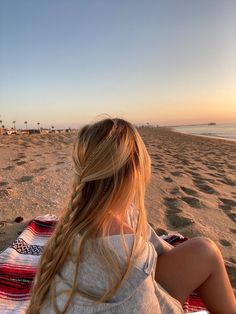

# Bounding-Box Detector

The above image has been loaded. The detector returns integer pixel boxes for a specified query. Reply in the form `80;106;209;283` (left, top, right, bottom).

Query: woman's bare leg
155;237;236;314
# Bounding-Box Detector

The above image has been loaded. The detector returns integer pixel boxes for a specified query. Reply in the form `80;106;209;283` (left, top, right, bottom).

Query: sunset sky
0;0;235;129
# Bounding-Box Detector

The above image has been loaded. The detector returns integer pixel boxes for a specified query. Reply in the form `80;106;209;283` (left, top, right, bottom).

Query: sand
0;127;235;288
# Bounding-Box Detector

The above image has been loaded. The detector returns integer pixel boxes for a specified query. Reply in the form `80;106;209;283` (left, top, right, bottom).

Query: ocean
171;123;236;141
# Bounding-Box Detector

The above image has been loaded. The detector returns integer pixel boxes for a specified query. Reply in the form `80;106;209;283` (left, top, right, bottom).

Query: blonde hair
27;118;151;314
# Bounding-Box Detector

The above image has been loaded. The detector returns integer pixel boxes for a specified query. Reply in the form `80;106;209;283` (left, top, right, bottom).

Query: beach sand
0;128;235;288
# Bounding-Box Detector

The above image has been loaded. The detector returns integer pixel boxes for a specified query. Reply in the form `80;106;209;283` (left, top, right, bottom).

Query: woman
27;118;236;314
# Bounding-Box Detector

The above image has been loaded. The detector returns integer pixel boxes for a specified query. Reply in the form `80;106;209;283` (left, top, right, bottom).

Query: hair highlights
27;118;151;314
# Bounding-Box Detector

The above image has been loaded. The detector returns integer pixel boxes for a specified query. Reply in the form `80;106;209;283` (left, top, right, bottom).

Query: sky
0;0;236;129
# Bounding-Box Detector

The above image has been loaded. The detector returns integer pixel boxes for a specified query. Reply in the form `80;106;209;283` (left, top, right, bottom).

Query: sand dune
0;128;235;288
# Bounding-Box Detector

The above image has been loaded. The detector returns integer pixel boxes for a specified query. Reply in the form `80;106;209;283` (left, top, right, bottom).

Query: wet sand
0;128;235;287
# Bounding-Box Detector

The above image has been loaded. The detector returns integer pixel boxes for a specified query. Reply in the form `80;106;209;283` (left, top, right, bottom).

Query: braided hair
27;118;151;313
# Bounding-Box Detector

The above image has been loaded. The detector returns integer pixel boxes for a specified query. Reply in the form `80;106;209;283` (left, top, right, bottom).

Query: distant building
0;127;7;135
20;129;40;135
29;129;40;134
21;129;30;135
7;128;17;135
41;128;51;134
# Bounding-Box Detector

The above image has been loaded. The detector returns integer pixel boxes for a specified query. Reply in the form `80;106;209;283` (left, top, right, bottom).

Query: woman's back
40;230;183;313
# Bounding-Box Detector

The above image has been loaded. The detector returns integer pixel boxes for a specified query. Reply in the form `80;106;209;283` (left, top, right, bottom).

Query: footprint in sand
170;187;180;195
206;165;218;171
164;197;182;214
227;164;236;170
20;144;30;148
219;199;236;222
56;161;65;165
152;154;162;161
229;228;236;234
17;154;26;158
219;198;236;207
204;178;216;184
179;158;191;166
166;214;194;229
12;158;21;162
32;167;47;173
0;181;9;186
189;167;200;171
175;165;184;170
153;163;165;170
164;176;173;183
16;176;33;182
186;170;201;178
164;197;179;207
193;158;202;162
181;196;201;208
180;186;198;197
170;171;182;177
218;177;236;186
3;166;14;170
227;213;236;223
207;172;222;178
193;178;217;195
219;198;236;211
58;156;67;160
16;161;27;166
219;204;232;211
219;239;232;247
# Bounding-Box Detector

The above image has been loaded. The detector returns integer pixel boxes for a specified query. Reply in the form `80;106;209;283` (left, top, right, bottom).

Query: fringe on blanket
0;215;207;313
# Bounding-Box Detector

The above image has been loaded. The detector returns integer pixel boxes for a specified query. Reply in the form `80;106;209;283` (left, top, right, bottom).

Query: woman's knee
190;237;222;265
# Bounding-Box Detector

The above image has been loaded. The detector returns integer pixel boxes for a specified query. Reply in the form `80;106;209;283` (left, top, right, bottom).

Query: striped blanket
0;216;207;313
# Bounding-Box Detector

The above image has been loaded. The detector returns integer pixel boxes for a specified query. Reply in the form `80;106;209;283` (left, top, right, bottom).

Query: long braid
27;181;85;314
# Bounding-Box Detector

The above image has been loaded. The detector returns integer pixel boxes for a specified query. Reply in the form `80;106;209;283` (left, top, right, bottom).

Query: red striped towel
0;215;57;313
0;216;207;313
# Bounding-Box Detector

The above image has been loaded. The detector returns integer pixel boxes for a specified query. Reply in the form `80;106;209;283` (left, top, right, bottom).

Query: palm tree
37;122;40;130
12;121;16;130
24;121;28;130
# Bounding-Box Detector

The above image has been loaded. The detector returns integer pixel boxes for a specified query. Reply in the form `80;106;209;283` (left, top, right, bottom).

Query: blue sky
0;0;235;129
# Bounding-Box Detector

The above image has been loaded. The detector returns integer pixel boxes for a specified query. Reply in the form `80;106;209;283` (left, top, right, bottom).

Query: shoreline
1;127;236;143
170;128;236;143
